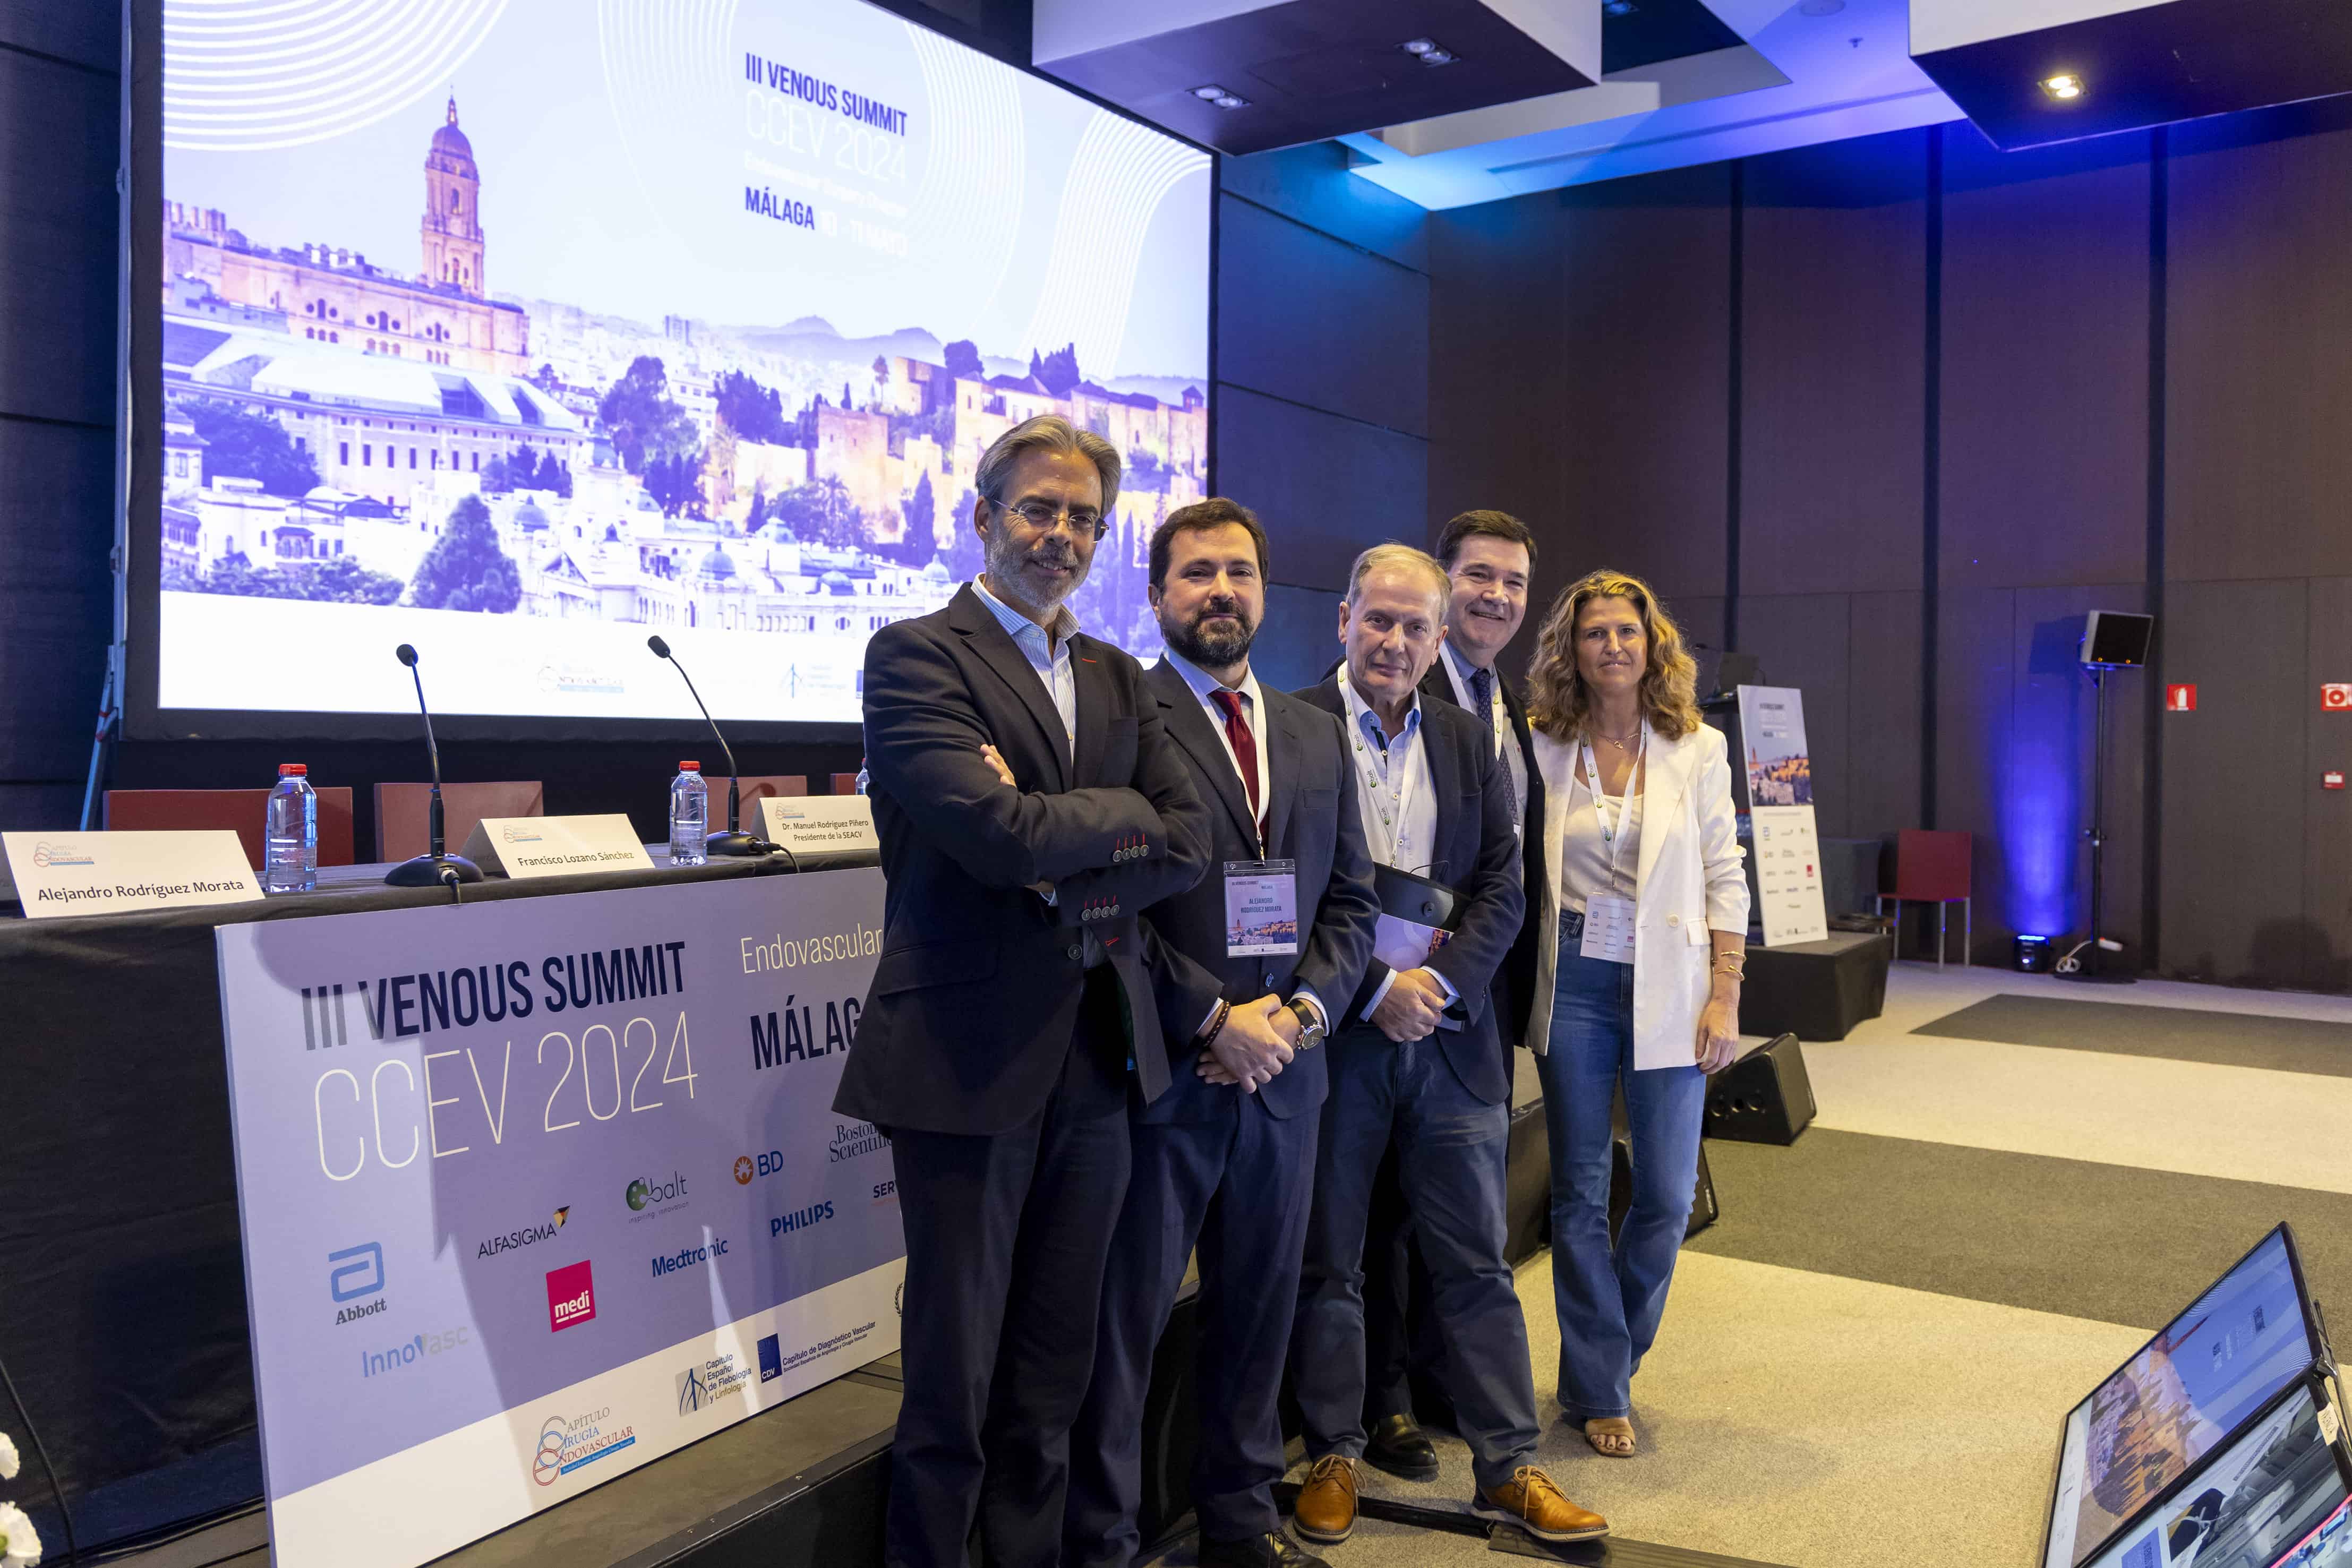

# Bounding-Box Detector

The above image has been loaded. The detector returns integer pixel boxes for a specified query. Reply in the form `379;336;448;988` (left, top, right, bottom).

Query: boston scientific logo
478;1205;569;1260
532;1407;635;1487
329;1241;386;1324
770;1201;835;1239
625;1171;689;1219
545;1260;597;1332
829;1120;890;1163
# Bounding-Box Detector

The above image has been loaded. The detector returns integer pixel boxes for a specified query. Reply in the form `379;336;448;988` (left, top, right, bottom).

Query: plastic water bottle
670;761;709;865
264;764;318;893
855;757;869;796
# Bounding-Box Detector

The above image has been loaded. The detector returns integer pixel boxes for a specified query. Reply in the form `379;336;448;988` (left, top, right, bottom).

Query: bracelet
1201;999;1232;1049
1713;956;1747;977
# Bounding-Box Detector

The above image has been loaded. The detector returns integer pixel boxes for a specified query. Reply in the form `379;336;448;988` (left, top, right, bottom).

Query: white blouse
1557;782;1641;913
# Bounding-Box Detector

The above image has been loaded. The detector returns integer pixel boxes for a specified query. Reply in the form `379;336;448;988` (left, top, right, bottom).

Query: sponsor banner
2;829;261;917
1736;685;1829;948
216;868;900;1568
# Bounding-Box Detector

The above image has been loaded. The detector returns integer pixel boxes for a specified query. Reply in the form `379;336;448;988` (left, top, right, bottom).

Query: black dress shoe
1199;1531;1331;1568
1362;1411;1440;1481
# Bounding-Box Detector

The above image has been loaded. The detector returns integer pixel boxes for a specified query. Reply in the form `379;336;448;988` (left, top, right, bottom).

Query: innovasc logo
546;1260;597;1332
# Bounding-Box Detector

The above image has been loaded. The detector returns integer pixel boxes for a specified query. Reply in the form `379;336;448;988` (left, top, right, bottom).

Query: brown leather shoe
1292;1454;1358;1545
1474;1466;1609;1543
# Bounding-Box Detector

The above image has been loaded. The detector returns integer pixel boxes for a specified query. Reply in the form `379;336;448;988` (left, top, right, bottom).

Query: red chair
831;772;863;795
105;787;357;873
1876;829;1973;967
374;781;544;864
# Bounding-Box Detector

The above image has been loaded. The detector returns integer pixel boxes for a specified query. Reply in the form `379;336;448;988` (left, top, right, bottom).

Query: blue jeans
1536;914;1706;1423
1292;1026;1541;1490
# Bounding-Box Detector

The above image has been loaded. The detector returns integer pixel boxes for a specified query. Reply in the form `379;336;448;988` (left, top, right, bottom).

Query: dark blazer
1295;675;1526;1107
1417;654;1547;1053
1136;658;1382;1125
833;585;1212;1137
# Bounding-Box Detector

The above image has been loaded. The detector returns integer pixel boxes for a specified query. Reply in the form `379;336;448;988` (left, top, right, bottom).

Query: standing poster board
1736;686;1829;947
214;869;902;1568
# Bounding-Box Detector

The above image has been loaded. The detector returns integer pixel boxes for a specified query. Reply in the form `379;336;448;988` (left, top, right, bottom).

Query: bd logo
546;1260;597;1332
626;1171;688;1212
733;1156;755;1185
737;1150;788;1184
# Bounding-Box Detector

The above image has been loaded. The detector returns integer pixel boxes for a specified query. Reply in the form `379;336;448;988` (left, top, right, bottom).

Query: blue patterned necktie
1469;664;1496;730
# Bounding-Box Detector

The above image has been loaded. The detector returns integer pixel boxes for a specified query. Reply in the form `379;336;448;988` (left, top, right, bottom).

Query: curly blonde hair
1525;569;1704;742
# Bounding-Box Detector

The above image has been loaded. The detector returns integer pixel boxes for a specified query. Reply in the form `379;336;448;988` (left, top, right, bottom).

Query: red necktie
1210;689;1263;837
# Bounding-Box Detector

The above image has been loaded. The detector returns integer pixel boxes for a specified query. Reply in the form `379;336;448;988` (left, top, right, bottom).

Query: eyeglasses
991;495;1107;541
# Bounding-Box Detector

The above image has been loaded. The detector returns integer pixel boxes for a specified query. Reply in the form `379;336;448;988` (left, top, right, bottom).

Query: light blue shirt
1337;667;1455;1023
972;575;1079;753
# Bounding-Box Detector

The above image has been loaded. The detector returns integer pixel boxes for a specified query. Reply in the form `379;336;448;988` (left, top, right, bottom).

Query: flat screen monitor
2045;1226;2326;1568
138;0;1212;739
2081;611;2156;669
2081;1377;2352;1568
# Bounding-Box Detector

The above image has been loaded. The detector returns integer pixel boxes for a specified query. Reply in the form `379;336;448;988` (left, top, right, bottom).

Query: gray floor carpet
1911;994;2352;1076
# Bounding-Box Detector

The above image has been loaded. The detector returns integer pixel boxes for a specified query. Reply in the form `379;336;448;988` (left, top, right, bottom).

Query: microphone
647;635;768;857
384;643;484;888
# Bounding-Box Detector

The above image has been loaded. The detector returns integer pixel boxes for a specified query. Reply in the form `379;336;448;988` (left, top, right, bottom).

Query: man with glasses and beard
1065;499;1380;1568
835;416;1212;1568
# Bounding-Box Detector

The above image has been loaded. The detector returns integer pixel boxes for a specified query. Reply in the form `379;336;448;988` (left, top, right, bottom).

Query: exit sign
2166;684;2196;712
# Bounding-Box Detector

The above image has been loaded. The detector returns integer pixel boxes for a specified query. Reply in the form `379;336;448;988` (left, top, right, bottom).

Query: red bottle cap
680;761;700;771
279;763;307;776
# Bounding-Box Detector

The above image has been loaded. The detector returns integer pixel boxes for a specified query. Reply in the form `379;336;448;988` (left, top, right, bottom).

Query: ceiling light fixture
1213;93;1250;109
1603;0;1639;16
1191;84;1228;100
1400;38;1436;54
1421;49;1456;65
2042;72;2085;100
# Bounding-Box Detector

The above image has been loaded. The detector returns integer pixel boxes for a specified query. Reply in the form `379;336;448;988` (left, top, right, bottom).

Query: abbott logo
329;1242;384;1304
546;1260;597;1332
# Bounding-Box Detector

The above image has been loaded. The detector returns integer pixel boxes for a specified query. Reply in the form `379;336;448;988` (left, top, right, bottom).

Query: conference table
0;845;878;1523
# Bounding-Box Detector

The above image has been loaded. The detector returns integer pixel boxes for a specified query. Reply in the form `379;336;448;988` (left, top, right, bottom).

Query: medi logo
477;1205;569;1260
546;1260;597;1332
625;1171;689;1219
329;1241;386;1324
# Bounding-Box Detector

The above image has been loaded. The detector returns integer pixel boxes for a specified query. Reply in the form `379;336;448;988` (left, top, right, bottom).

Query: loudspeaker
1704;1032;1814;1145
1604;1133;1718;1242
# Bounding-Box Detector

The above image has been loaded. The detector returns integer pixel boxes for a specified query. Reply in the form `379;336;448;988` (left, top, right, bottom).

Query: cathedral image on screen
158;94;1207;669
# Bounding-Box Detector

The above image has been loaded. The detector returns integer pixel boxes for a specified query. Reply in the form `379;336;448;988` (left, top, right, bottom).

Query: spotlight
2014;935;2054;973
1213;93;1249;109
2041;72;2085;101
1400;38;1435;54
1191;84;1228;100
1420;49;1456;65
1603;0;1639;15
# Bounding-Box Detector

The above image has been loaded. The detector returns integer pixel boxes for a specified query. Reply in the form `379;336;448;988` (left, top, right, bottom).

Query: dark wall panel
2158;578;2310;986
1847;590;1924;843
1739;131;1928;599
1221;142;1431;274
1549;164;1733;604
1428;192;1568;556
0;45;118;425
1934;587;2016;959
1216;194;1430;439
1216;384;1427;591
1740;593;1853;839
0;1;118;72
1939;126;2150;593
2166;97;2352;586
2304;576;2352;990
1255;583;1345;695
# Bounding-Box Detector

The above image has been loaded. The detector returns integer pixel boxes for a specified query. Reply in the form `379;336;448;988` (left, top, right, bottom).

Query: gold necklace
1593;726;1640;752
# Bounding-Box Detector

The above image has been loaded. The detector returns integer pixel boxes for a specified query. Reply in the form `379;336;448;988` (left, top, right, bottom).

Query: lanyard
1578;724;1645;895
1342;672;1421;867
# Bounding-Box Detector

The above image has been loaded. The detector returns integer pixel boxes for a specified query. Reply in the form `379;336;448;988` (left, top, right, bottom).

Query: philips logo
651;1237;729;1278
770;1201;835;1238
546;1260;597;1332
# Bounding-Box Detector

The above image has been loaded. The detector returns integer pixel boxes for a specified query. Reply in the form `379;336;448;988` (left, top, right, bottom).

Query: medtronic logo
328;1242;384;1319
477;1206;569;1259
829;1121;890;1163
546;1260;597;1332
626;1171;689;1216
770;1201;835;1238
651;1238;729;1278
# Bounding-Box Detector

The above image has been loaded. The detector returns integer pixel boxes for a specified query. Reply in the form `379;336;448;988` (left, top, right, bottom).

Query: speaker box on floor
1704;1032;1814;1145
1603;1134;1718;1243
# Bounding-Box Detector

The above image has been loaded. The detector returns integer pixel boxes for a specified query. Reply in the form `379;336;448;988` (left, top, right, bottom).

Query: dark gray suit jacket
1135;657;1381;1124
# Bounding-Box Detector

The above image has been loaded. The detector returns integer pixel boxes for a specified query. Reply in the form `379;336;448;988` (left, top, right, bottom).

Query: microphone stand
648;636;772;858
386;647;484;888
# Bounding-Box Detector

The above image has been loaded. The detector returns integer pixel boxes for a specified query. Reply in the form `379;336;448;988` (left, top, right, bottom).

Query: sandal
1584;1418;1636;1458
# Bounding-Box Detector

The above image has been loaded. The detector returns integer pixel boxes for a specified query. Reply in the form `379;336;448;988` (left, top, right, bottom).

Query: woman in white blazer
1519;569;1749;1459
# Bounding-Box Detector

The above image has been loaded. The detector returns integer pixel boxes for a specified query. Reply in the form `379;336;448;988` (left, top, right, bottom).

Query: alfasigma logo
546;1260;597;1332
771;1201;835;1239
626;1171;688;1214
29;841;94;867
478;1206;569;1260
360;1326;470;1379
829;1121;890;1163
328;1241;385;1323
651;1237;729;1278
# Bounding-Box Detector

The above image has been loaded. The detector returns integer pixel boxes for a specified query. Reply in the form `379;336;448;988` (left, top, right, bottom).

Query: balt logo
329;1242;386;1324
546;1260;597;1332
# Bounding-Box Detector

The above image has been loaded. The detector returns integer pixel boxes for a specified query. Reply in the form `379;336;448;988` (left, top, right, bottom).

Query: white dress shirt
972;575;1078;751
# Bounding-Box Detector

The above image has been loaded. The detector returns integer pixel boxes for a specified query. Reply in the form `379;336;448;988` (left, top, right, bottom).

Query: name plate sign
2;830;263;918
459;815;654;878
758;796;879;856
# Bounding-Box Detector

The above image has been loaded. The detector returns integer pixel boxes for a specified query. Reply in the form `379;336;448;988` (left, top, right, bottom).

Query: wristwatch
1285;998;1326;1051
